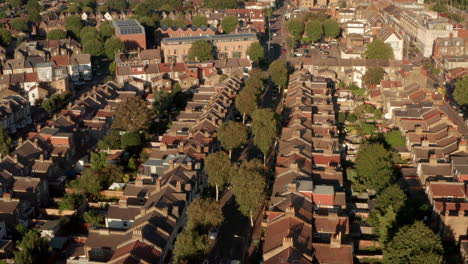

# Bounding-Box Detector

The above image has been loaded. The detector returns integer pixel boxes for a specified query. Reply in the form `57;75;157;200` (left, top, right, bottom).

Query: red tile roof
51;55;70;66
429;182;466;198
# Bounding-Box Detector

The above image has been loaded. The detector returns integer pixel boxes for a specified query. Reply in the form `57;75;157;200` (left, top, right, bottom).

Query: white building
377;25;404;60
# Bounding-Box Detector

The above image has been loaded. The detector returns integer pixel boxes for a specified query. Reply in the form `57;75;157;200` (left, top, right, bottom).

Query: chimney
33;138;38;148
171;205;179;216
39;154;44;161
132;228;143;240
161;207;168;217
176;181;182;192
325;166;335;174
294;129;301;138
185;160;193;170
155;178;162;192
429;153;437;165
168;159;174;170
12;154;18;163
282;237;293;248
286;183;297;193
285;206;295;216
118;198;128;208
135;178;143;186
330;232;342;248
415;125;423;134
290;162;299;172
178;142;185;153
160;142;167;151
458;139;467;152
3;192;11;201
421;138;429;147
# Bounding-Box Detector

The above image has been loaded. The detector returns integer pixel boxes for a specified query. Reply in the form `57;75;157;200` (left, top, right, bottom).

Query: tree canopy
47;29;66;40
252;108;277;161
323;19;340;38
99;21;114;40
366;39;394;60
185;198;223;233
287;18;304;40
453;75;468;105
0;28;12;46
305;20;322;42
83;39;105;57
107;0;126;10
247;42;265;64
202;0;238;9
384;221;443;264
65;15;83;39
363;67;385;87
14;229;49;264
104;37;124;60
384;129;406;148
217;121;248;157
112;97;154;133
191;15;208;27
221;16;238;34
205;151;232;201
187;39;214;62
235;89;258;122
11;18;29;32
0;124;11;156
80;26;99;42
354;143;395;193
269;59;288;89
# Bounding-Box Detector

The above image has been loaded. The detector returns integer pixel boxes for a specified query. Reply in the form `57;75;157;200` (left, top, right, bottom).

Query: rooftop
113;19;145;35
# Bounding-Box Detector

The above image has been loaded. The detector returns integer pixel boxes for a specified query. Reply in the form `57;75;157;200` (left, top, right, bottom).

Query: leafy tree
287;18;304;40
269;59;288;89
68;172;101;197
99;21;114;39
355;143;394;193
217;121;248;158
9;0;23;9
14;229;49;264
112;97;154;133
431;2;448;13
202;0;237;9
205;151;232;201
65;15;83;39
11;18;29;32
121;132;141;149
90;152;107;169
80;26;99;42
173;230;210;264
384;129;406;148
453;75;468;105
252;108;277;164
247;42;264;64
372;185;407;217
384;221;443;264
98;4;109;13
366;39;394;60
323;19;340;38
376;206;397;246
0;125;11;156
68;4;81;14
231;166;265;226
59;193;83;210
98;129;121;149
104;37;124;60
185;198;223;233
153;90;172;116
305;20;322;42
363;67;385;87
83;39;105;56
235;89;258;123
0;28;12;46
135;2;152;17
83;0;97;9
138;16;157;28
28;10;42;23
244;76;264;97
221;16;238;34
107;0;126;10
174;13;186;28
83;210;104;227
191;15;207;27
187;39;213;62
47;29;66;40
161;18;175;27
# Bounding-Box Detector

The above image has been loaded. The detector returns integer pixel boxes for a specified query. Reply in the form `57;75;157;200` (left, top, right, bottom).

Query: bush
121;132;141;149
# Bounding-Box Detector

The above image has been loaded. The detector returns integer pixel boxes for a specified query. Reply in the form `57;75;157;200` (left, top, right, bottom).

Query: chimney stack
176;181;182;192
3;192;11;201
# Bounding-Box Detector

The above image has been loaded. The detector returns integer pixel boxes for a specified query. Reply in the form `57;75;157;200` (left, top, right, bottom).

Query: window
123;221;128;227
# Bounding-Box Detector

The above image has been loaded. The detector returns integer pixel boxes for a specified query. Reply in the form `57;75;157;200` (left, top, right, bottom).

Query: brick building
113;20;147;50
160;33;258;63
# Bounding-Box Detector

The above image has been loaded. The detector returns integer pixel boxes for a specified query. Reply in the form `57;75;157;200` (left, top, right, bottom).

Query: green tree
235;89;258;123
231;166;265;226
153;90;172;116
247;42;264;64
217;121;248;158
205;151;232;201
187;39;213;62
47;29;66;40
244;76;264;97
221;16;238;34
363;67;385;87
9;0;23;9
59;193;83;210
0;28;12;46
83;210;104;227
79;26;99;42
161;18;175;27
121;132;141;149
323;19;340;38
11;18;29;32
65;15;83;39
384;129;406;148
135;2;152;17
173;230;210;264
28;10;42;23
104;36;124;60
269;59;288;89
305;20;322;42
14;229;49;264
0;125;11;156
355;143;394;193
453;75;468;105
99;21;114;39
202;0;237;9
287;18;304;40
174;13;186;28
185;198;223;233
252;108;277;164
191;15;207;27
90;152;107;169
366;39;394;60
377;206;397;246
372;185;407;217
68;4;81;14
68;172;102;197
83;39;105;56
112;96;154;133
107;0;126;10
98;129;121;149
384;221;443;264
